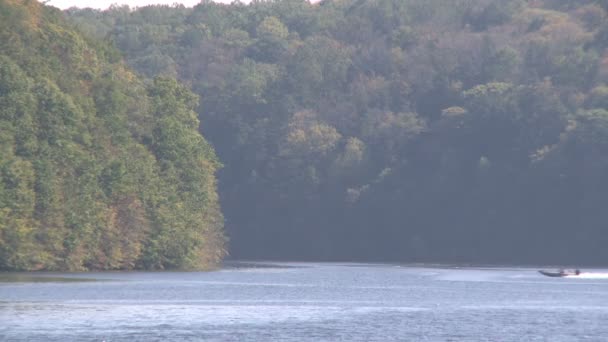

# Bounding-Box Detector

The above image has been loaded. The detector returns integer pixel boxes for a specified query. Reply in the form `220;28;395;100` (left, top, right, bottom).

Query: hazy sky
45;0;234;10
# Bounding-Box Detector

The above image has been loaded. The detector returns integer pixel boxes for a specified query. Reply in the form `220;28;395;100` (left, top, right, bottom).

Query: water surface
1;263;607;341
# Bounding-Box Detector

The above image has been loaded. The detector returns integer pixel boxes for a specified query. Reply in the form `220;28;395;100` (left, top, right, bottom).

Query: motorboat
538;269;580;277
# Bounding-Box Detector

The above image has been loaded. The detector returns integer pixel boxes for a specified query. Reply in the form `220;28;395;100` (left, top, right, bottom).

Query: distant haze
44;0;235;10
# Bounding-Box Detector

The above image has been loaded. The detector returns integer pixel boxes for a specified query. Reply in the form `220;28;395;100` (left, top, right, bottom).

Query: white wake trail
566;273;608;279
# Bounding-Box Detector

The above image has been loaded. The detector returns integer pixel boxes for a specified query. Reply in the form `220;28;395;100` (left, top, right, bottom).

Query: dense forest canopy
2;0;606;267
0;0;225;271
65;0;608;265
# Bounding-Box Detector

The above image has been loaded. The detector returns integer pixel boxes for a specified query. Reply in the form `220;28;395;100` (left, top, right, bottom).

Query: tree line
69;0;608;265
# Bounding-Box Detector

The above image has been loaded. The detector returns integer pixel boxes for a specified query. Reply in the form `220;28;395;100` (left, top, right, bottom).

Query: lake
1;262;607;341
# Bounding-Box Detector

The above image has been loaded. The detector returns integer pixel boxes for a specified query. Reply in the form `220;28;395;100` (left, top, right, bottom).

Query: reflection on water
0;274;101;283
1;263;608;341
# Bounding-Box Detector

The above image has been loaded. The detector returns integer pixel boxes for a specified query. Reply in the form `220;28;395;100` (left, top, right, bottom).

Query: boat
538;269;580;277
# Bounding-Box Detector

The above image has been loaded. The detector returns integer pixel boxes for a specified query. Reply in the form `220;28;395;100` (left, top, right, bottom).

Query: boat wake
566;273;608;279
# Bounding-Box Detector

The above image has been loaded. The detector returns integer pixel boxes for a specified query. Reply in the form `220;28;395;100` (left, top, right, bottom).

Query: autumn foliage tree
0;0;225;271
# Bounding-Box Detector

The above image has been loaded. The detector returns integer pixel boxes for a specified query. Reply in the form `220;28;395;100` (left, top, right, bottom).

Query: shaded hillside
69;0;608;265
0;0;225;271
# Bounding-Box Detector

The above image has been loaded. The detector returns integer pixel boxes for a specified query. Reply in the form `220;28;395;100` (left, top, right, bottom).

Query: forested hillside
0;0;225;271
67;0;607;265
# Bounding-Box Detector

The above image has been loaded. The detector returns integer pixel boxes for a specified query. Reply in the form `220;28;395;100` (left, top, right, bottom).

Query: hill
0;0;225;271
66;0;608;264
